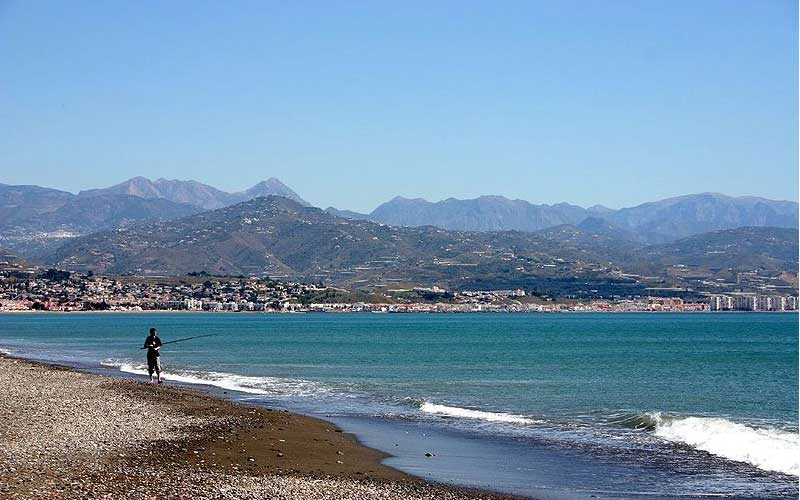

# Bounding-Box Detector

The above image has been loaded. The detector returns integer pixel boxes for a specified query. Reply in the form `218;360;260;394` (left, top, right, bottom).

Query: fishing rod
140;333;218;349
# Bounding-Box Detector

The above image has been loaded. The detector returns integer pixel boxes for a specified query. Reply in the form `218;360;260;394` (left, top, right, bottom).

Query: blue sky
1;0;796;211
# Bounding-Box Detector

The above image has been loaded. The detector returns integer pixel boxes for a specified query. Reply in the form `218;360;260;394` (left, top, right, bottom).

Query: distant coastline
2;264;796;314
0;309;795;314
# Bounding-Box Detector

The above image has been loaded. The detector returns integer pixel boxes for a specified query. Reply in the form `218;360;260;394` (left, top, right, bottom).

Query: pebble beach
0;355;526;500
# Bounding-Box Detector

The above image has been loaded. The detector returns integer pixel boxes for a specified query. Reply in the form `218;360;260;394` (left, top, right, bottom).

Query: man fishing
143;327;163;384
140;331;216;384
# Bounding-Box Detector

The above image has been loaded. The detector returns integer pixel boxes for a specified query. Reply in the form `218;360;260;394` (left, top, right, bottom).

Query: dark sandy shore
0;355;530;499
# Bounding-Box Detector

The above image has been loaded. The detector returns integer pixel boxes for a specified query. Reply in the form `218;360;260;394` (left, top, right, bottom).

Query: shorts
147;356;161;375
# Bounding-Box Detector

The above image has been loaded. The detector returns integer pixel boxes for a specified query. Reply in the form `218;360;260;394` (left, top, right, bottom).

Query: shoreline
1;309;792;314
1;313;797;499
0;353;530;500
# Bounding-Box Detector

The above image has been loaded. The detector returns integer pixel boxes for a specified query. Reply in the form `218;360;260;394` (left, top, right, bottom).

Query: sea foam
650;413;799;476
101;359;332;398
101;355;799;477
420;402;539;425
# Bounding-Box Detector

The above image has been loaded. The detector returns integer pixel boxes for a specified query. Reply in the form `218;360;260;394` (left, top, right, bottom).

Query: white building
756;296;773;312
185;298;202;311
708;295;733;311
733;295;757;311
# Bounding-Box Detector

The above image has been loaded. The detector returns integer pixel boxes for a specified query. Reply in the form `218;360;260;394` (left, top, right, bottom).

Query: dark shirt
143;335;162;358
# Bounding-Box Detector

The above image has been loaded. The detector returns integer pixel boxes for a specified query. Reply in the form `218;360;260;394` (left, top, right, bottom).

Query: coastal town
0;265;796;313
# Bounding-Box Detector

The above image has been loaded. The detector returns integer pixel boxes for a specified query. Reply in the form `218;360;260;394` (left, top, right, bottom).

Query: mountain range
1;177;797;294
40;196;798;295
77;176;309;209
3;177;796;246
328;193;798;244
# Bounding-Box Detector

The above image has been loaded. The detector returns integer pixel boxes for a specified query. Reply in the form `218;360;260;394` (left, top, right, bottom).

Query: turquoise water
1;312;797;499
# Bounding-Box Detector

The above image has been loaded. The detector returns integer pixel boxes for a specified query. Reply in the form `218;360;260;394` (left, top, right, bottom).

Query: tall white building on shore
708;294;798;311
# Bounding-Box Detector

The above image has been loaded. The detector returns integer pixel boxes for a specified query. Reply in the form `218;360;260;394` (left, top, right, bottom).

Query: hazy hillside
0;195;203;261
606;193;798;243
640;226;799;272
536;218;641;258
367;196;588;232
0;183;74;227
331;192;798;243
13;195;202;234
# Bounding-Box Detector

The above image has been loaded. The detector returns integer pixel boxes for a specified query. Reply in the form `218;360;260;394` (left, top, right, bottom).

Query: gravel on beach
0;356;527;500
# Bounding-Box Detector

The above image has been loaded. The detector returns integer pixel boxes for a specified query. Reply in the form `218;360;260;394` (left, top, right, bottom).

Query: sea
0;312;797;500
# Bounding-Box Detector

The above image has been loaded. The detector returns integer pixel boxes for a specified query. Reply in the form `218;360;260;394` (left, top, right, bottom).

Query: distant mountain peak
244;178;308;206
389;195;427;203
78;176;162;199
252;177;284;186
75;176;309;209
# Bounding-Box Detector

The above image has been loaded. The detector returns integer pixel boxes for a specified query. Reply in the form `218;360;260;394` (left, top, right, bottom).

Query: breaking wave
100;356;798;477
420;402;540;425
611;412;664;431
622;412;798;476
100;359;334;398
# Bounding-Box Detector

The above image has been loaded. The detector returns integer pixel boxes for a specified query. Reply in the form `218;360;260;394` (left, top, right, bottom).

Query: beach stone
0;356;525;500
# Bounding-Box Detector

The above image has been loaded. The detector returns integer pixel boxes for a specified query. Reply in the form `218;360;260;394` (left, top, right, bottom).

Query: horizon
1;1;797;212
3;174;798;211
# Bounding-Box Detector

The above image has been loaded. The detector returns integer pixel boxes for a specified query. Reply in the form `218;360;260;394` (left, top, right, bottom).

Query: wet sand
0;355;529;499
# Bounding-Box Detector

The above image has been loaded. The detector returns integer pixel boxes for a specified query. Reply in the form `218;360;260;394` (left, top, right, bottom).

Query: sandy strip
0;355;529;499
